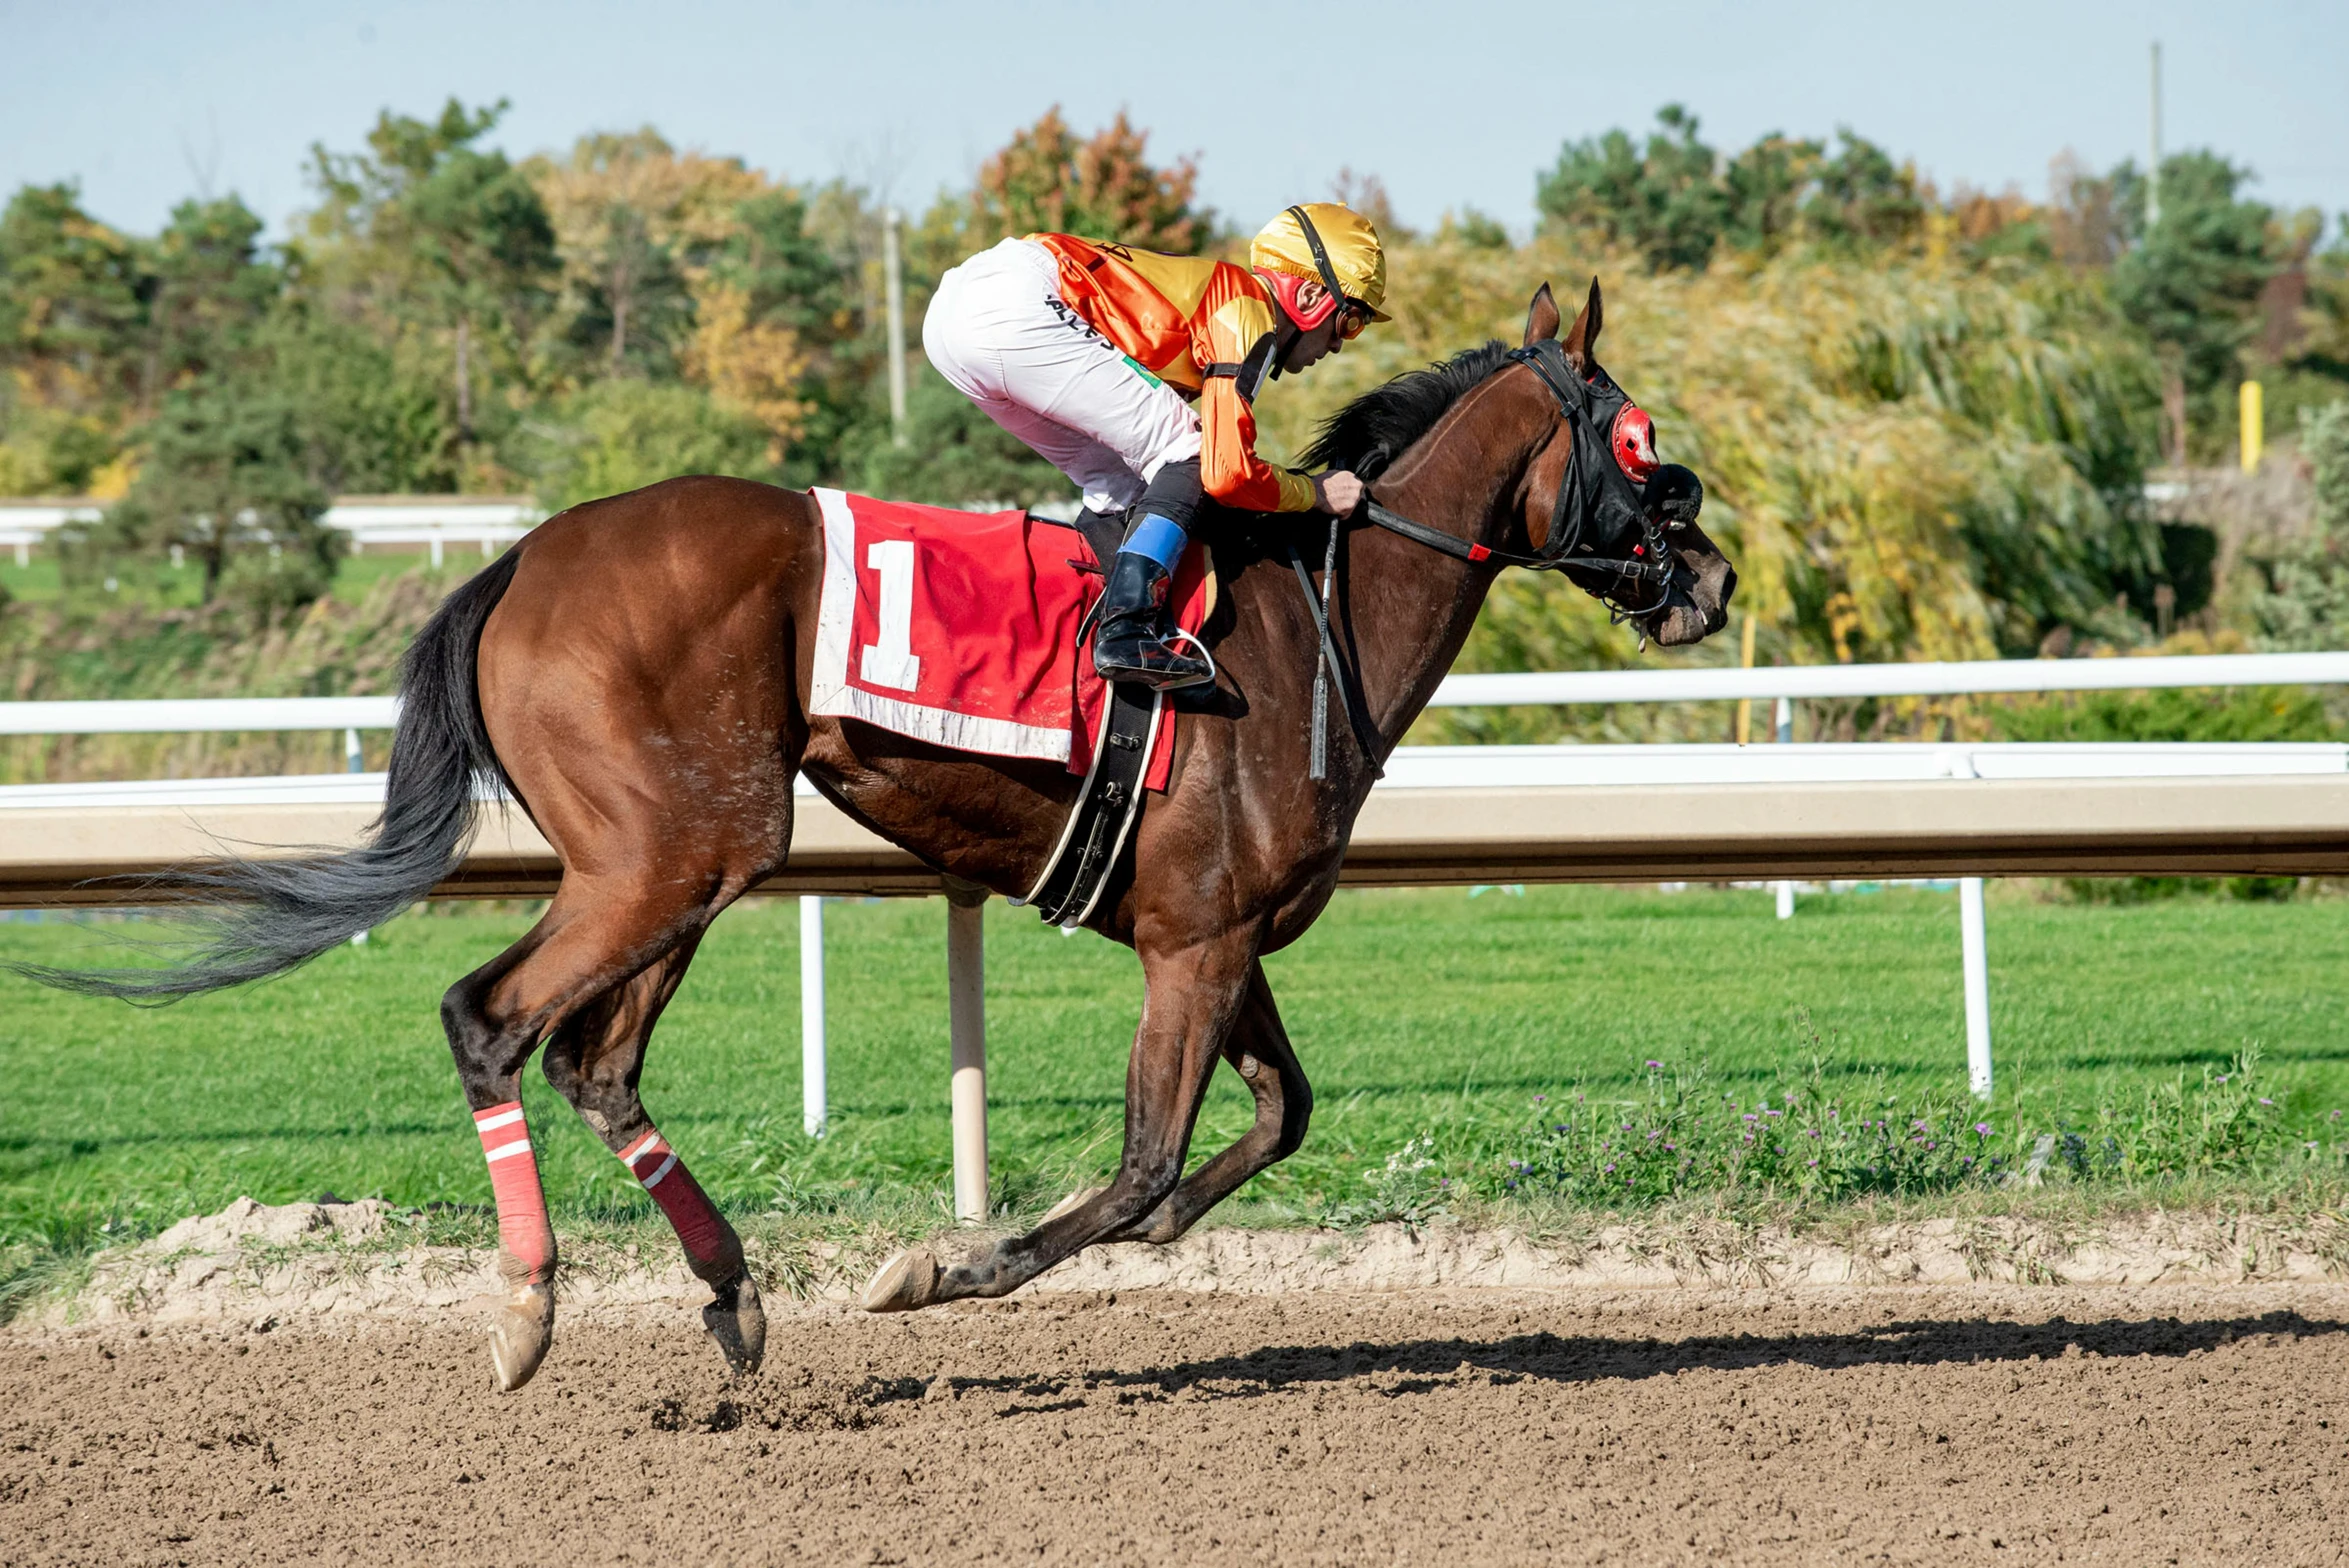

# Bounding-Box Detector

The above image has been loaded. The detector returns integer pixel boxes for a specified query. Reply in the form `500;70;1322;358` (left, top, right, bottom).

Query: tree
0;183;148;492
1537;105;1727;270
1722;134;1825;255
529;129;764;380
141;196;280;410
684;188;852;466
969;108;1211;253
308;100;558;442
2111;151;2276;463
0;183;146;412
1802;131;1925;251
1539;113;1926;270
525;378;774;511
97;371;338;618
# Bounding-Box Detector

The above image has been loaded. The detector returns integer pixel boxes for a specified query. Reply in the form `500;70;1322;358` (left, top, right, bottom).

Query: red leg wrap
615;1129;730;1268
474;1101;553;1279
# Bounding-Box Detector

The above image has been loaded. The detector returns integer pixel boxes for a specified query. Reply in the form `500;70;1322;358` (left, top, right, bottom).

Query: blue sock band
1120;513;1188;571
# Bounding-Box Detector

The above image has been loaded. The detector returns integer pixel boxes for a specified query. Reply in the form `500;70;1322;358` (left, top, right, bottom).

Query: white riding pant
923;237;1203;515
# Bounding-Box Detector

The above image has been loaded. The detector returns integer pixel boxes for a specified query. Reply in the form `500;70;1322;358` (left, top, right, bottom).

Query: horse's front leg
860;927;1258;1310
1100;959;1309;1244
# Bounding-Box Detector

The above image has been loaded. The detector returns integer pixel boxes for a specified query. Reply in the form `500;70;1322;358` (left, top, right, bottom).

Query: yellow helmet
1251;202;1391;324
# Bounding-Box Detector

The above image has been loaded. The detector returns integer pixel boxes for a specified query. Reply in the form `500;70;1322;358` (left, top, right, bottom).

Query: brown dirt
7;1283;2348;1565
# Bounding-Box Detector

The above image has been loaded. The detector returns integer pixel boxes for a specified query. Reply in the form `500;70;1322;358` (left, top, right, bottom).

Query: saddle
805;489;1211;927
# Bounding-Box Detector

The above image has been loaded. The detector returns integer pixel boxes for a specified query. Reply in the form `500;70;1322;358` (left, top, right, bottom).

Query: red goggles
1611;404;1659;484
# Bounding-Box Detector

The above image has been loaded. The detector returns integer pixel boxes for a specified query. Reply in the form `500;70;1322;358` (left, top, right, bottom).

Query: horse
25;281;1733;1391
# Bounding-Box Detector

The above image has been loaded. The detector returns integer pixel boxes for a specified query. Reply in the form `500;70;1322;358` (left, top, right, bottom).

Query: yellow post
2241;380;2263;473
1734;614;1757;745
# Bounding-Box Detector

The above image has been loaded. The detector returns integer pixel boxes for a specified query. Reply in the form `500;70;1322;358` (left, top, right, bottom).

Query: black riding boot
1092;551;1212;690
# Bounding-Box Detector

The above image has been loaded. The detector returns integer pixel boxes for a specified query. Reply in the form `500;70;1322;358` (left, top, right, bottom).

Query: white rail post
345;727;372;945
1960;877;1993;1099
944;881;989;1222
800;895;827;1138
1773;697;1796;919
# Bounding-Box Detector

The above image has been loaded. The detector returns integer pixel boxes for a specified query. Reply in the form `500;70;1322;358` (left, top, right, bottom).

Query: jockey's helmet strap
1285;206;1353;318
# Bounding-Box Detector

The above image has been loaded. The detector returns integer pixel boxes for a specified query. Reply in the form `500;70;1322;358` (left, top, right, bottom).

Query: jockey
924;202;1388;689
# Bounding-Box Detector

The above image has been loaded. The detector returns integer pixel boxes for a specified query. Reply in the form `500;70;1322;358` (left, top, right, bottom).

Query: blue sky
3;0;2344;240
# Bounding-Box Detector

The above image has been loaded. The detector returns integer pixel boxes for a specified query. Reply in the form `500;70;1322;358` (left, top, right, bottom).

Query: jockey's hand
1314;470;1365;516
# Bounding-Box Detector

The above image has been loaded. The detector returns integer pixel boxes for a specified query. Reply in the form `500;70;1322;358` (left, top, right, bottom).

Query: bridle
1360;338;1678;623
1285;338;1695;781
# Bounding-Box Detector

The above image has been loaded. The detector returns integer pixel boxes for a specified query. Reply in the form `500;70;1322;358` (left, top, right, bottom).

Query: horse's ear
1561;277;1603;373
1523;283;1559;347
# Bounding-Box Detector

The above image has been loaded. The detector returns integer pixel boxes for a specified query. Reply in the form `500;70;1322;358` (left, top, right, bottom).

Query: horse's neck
1343;385;1537;756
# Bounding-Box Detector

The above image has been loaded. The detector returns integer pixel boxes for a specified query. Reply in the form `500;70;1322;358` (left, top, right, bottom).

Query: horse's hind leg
441;875;739;1391
1100;960;1310;1245
540;932;766;1378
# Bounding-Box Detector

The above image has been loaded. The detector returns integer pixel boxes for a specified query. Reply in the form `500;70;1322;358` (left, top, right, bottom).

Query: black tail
15;549;526;1001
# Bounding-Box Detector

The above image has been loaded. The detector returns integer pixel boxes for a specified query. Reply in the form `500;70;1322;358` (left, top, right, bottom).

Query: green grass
4;884;2347;1264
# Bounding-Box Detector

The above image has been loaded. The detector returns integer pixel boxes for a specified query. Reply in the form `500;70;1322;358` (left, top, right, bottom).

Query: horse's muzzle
1640;501;1734;648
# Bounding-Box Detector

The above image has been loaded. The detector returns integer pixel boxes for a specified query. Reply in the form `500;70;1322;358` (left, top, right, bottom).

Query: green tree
1721;134;1825;254
1802;131;1925;251
702;185;861;485
0;183;148;492
524;378;775;510
140;196;280;408
2111;150;2277;461
1537;105;1728;271
96;372;338;618
308;99;558;442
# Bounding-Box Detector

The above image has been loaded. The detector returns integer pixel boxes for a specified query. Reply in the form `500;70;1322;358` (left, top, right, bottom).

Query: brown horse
32;281;1732;1391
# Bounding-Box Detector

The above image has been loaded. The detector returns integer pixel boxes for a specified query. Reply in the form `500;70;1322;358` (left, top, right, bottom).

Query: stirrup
1095;631;1213;691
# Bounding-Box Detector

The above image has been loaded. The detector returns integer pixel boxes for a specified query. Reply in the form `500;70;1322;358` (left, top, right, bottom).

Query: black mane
1297;340;1516;481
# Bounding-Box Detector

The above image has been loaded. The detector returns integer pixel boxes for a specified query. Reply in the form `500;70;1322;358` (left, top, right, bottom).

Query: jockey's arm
1195;275;1324;516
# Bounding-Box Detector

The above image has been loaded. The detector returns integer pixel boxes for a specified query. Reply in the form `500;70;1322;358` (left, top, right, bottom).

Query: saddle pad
808;488;1207;788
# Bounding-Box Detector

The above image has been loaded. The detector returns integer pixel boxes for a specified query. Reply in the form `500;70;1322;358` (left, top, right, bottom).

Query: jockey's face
1280;285;1346;373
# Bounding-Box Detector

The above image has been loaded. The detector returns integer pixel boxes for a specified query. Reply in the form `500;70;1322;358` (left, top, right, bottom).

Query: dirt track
5;1283;2347;1565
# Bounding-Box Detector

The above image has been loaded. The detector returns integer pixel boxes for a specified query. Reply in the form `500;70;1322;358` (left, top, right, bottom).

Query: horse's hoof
1042;1187;1103;1223
859;1247;941;1313
702;1273;767;1377
489;1281;555;1393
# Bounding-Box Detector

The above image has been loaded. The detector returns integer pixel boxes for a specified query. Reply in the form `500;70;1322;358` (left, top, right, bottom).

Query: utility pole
883;207;908;448
2147;41;2163;229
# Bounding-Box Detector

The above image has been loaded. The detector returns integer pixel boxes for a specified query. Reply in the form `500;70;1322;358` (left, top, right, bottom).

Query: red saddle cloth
808;489;1207;788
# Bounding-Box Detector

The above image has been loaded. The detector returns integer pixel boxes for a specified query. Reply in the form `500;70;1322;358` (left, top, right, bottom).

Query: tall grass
1253;236;2162;744
0;561;457;782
